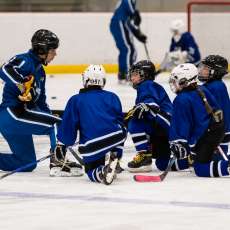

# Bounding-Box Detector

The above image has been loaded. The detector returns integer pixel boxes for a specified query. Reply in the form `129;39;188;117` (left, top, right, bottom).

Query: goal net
187;1;230;61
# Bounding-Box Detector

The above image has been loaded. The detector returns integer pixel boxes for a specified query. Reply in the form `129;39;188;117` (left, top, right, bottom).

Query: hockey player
169;63;230;177
160;19;201;72
198;55;230;159
54;65;127;185
110;0;147;83
0;29;80;176
126;60;174;172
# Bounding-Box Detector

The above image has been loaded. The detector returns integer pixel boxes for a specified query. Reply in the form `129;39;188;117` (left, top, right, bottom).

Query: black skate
49;150;83;177
127;151;152;173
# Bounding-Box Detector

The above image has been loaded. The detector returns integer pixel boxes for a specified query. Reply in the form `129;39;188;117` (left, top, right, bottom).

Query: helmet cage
198;55;228;82
128;60;156;88
169;75;197;93
198;63;214;82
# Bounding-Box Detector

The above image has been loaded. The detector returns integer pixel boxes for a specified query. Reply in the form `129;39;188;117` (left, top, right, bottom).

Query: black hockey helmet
31;29;59;55
198;55;228;81
129;60;156;88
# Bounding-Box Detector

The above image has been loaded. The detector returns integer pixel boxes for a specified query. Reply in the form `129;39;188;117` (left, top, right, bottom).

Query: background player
160;19;201;72
110;0;147;84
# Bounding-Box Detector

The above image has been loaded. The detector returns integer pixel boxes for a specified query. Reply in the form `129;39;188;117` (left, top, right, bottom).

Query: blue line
0;191;229;210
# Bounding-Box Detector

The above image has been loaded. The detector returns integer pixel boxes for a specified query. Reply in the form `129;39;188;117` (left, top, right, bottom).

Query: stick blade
133;175;162;182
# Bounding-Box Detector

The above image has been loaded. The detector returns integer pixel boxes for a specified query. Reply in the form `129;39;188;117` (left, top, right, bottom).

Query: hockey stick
0;152;54;180
133;154;176;182
217;146;228;161
144;43;150;61
68;147;85;166
144;43;165;76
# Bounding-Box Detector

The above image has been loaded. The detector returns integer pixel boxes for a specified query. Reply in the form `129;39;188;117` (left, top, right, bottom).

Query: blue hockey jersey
136;80;172;114
0;50;50;112
169;86;221;147
110;0;139;36
170;32;201;65
57;87;126;162
135;80;173;129
112;0;136;21
203;80;230;136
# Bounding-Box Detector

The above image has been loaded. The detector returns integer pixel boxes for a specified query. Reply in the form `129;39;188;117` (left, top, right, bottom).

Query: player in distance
159;19;201;73
110;0;147;84
54;65;127;185
169;63;230;177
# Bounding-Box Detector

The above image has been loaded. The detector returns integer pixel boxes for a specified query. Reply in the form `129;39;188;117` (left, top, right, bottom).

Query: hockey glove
135;30;147;43
18;75;36;102
54;143;67;161
170;142;189;159
133;10;141;26
125;103;159;121
132;103;151;119
124;108;135;126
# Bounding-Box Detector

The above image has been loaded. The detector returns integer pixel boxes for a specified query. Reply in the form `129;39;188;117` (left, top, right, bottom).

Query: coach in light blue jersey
110;0;147;83
55;65;127;185
0;29;67;174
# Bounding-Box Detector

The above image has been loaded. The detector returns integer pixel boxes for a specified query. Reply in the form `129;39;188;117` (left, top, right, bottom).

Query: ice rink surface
0;73;230;230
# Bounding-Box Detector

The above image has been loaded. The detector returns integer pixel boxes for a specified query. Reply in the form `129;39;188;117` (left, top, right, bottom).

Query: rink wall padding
44;64;118;74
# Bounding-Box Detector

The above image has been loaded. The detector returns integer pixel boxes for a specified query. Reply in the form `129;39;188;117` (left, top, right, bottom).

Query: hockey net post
187;1;230;31
187;1;230;65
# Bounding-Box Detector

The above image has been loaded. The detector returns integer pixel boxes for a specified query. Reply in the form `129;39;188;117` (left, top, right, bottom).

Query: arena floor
0;73;229;230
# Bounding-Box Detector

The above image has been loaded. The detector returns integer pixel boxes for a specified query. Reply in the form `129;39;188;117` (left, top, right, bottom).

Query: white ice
0;73;230;230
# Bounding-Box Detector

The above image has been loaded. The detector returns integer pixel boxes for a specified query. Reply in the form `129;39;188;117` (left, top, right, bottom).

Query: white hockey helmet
82;64;106;88
169;63;198;93
170;19;185;34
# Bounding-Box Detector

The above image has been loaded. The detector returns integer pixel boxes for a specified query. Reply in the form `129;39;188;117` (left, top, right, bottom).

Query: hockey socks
194;161;230;177
87;153;119;185
87;166;104;183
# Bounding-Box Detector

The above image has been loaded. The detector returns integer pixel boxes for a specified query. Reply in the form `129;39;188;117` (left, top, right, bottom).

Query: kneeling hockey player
169;63;230;177
198;55;230;160
54;65;127;185
126;60;183;173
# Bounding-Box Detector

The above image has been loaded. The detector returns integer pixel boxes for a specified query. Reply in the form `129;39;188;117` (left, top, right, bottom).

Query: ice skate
127;151;152;173
49;151;83;177
102;152;118;185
